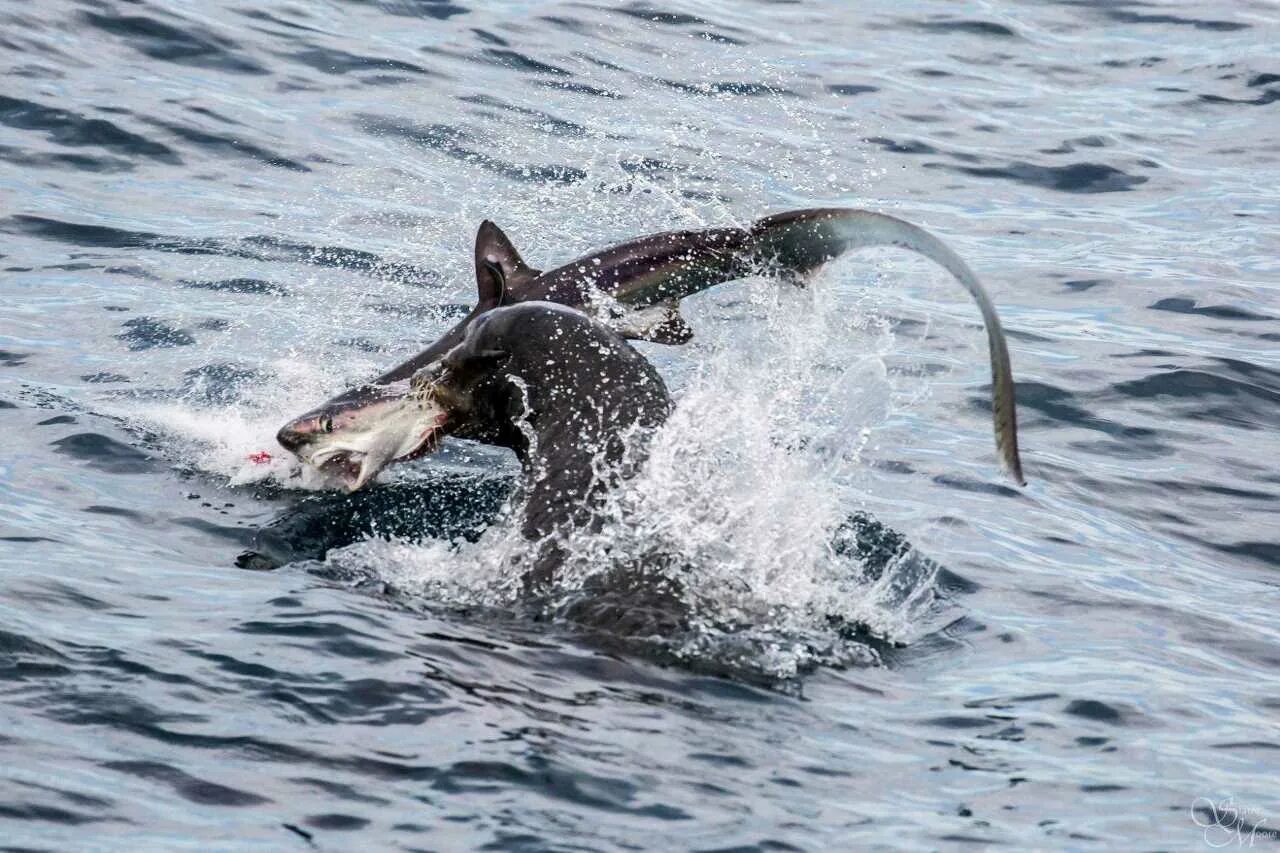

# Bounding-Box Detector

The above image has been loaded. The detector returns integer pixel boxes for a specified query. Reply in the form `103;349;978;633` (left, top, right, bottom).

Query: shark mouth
317;451;364;485
303;395;451;492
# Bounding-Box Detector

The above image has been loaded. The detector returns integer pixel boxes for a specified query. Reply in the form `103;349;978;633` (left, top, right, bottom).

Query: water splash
327;273;945;681
128;354;350;489
100;37;929;680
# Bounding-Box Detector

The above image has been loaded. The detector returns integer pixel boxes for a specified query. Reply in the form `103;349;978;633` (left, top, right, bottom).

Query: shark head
273;310;517;492
275;381;451;492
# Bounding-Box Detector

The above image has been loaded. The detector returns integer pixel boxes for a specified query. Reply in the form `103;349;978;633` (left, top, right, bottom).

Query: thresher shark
274;208;1025;493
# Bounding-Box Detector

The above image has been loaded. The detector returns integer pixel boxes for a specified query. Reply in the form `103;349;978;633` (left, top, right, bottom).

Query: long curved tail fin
749;209;1024;485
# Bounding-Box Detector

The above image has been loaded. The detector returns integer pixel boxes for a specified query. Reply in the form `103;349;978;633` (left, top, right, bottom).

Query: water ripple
1;0;1277;847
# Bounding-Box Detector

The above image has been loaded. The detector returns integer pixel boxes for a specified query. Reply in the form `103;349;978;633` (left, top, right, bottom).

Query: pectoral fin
612;302;694;345
640;305;694;344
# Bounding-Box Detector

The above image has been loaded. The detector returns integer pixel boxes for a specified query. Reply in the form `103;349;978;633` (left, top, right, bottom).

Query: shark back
522;226;753;307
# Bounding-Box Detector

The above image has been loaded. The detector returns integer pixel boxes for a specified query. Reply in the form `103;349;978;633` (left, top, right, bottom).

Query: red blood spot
248;451;273;464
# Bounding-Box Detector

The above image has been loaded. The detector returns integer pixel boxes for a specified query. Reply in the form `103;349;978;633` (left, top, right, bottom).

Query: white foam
128;355;349;491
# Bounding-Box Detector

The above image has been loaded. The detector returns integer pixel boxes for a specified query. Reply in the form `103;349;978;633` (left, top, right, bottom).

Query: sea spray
326;273;944;679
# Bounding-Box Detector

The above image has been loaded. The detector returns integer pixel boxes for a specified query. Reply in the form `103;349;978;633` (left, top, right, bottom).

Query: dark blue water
3;0;1278;848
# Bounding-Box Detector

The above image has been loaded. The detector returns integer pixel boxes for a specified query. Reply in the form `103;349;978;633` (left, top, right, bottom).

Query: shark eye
321;416;334;433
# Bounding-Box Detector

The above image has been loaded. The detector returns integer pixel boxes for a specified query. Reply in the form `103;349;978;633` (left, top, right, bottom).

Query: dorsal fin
475;220;541;306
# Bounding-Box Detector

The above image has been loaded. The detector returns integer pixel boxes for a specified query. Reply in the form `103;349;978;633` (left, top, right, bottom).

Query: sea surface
2;0;1278;849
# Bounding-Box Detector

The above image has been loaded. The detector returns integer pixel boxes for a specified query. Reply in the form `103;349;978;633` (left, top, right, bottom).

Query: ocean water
2;0;1278;848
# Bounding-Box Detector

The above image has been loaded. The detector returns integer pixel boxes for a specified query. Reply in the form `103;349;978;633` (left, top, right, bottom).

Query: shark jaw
292;390;451;492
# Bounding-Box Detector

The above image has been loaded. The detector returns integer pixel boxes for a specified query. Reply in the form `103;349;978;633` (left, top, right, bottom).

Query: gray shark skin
276;208;1024;490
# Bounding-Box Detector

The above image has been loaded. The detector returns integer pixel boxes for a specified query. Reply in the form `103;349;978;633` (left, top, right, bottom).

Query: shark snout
276;423;305;453
276;416;324;453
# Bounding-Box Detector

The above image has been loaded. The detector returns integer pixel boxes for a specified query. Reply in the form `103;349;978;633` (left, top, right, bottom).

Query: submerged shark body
276;208;1025;490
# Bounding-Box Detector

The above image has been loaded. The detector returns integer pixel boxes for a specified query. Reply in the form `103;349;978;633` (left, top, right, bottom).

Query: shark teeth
306;448;364;489
302;397;451;491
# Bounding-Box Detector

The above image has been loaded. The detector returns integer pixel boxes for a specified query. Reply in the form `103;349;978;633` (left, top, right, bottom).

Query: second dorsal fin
475;220;541;307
